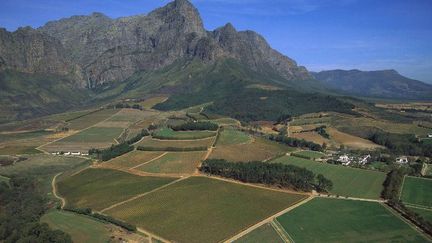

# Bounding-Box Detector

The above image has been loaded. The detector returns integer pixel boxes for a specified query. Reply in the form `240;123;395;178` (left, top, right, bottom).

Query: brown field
209;137;294;162
326;127;383;150
129;116;159;130
137;136;214;148
102;151;166;170
291;131;332;146
67;109;119;131
136;151;206;174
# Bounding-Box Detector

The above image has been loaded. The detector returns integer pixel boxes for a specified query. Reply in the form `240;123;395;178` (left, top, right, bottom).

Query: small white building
396;156;409;164
71;152;81;156
64;152;71;156
338;155;351;166
359;154;371;165
428;134;432;138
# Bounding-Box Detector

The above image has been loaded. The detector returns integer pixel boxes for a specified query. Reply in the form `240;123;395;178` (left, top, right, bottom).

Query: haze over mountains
0;0;431;122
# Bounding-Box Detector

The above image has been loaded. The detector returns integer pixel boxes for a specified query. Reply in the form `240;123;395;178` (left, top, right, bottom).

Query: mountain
312;69;432;100
38;0;310;88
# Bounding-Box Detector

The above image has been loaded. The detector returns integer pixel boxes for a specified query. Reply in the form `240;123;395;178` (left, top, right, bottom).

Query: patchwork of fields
105;176;307;243
276;198;428;242
271;156;386;199
136;151;206;174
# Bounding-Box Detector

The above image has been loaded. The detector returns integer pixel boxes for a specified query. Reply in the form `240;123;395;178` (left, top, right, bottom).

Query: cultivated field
0;175;10;184
102;151;166;170
66;109;119;130
291;131;331;146
209;118;240;126
234;223;284;243
138;136;214;149
401;176;432;208
326;127;383;150
216;127;251;146
153;128;216;140
139;96;168;109
60;127;124;143
408;207;432;222
277;198;427;242
41;210;112;243
57;168;177;211
136;151;206;174
106;176;306;243
209;137;294;162
271;156;386;199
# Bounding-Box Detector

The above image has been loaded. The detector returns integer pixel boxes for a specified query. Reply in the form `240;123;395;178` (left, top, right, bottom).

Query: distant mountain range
311;69;432;100
0;0;431;122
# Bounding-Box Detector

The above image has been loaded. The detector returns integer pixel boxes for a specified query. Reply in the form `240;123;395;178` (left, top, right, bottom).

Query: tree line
369;132;432;157
171;121;218;131
268;134;323;151
137;146;207;152
200;159;333;192
0;176;72;242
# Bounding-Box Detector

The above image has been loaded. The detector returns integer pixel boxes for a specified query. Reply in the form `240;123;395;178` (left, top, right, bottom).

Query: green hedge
137;146;208;152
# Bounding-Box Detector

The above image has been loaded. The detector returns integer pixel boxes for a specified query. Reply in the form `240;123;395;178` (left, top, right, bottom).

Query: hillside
312;69;432;100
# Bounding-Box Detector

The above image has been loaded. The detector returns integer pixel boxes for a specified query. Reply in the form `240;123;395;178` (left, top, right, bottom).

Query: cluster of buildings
337;154;371;166
51;152;89;156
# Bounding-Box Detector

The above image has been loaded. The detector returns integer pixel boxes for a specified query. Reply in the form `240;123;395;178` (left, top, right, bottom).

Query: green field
57;168;177;211
106;176;306;243
138;137;214;149
422;138;432;145
401;176;432;208
0;175;10;185
60;127;124;143
153;128;216;140
217;127;251;146
136;151;205;174
271;156;386;199
408;207;432;222
292;150;325;159
209;118;239;126
277;198;427;242
67;109;119;130
0;130;52;143
41;210;111;243
235;223;283;243
103;151;165;169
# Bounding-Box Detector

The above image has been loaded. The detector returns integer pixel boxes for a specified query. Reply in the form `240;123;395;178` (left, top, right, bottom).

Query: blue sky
1;0;431;83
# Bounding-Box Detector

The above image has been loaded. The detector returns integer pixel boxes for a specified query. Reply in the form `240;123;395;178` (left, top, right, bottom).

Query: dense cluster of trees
89;142;133;161
137;146;207;152
63;207;136;232
0;176;72;242
200;159;333;192
268;134;323;151
126;129;150;145
369;132;432;157
315;126;330;139
108;103;142;110
381;169;432;236
171;121;218;131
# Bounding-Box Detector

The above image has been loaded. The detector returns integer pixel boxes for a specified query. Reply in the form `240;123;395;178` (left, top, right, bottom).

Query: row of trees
268;134;323;151
108;103;142;110
381;169;432;236
0;176;72;242
137;146;207;152
126;129;150;145
62;207;136;232
200;159;333;192
89;142;133;161
315;126;330;139
171;121;218;131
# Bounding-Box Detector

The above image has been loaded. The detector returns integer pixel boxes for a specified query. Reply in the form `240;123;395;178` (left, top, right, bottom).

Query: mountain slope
312;69;432;100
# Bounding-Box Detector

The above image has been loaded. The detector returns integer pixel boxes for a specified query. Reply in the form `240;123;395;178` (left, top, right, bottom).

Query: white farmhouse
428;134;432;138
338;155;351;166
359;154;371;165
396;156;409;164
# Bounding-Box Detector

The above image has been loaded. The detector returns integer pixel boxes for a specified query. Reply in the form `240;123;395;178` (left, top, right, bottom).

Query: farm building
337;155;352;166
428;134;432;138
396;156;409;164
359;154;371;165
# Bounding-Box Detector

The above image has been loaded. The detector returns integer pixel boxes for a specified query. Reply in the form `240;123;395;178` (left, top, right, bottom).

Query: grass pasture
209;118;240;126
401;176;432;208
57;168;176;211
153;128;216;140
276;198;427;242
0;175;10;185
106;176;306;243
103;151;166;170
138;136;214;149
235;223;284;243
41;210;112;243
209;137;293;162
271;156;386;199
136;151;205;174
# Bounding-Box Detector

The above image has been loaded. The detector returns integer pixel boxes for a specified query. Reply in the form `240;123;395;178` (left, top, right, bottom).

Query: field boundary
130;152;169;169
222;196;314;242
100;176;189;213
399;175;407;200
137;227;171;243
271;220;292;243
